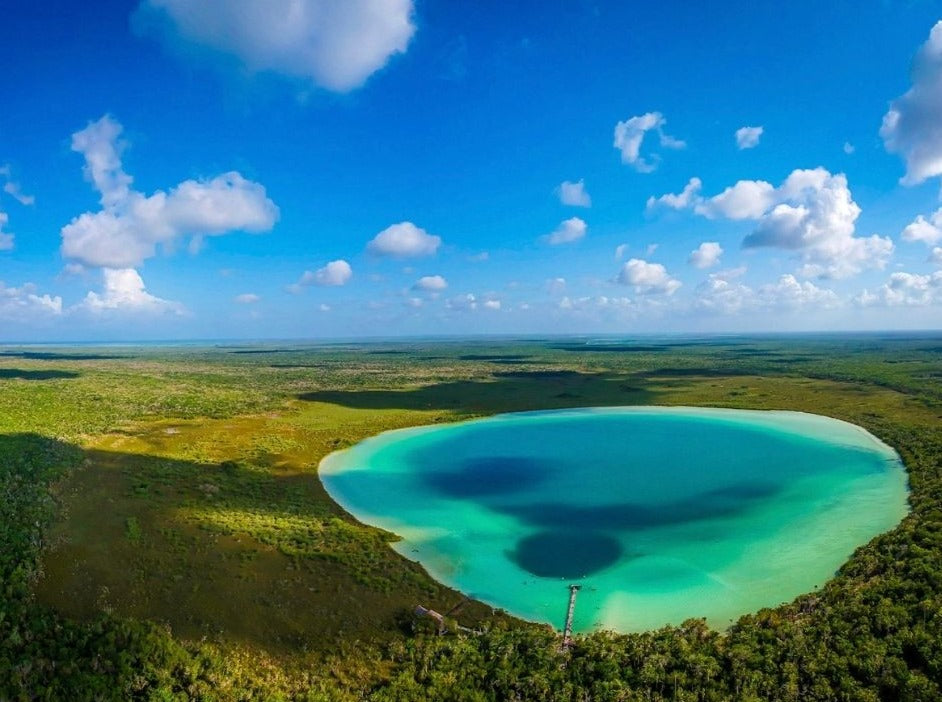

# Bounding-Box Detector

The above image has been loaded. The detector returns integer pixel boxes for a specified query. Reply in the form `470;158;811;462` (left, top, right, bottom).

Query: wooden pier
562;584;581;648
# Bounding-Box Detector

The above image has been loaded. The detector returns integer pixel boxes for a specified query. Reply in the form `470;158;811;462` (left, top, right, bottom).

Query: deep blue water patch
511;531;624;578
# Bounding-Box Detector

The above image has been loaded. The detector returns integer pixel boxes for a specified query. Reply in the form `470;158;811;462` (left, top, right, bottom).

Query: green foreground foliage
1;335;941;700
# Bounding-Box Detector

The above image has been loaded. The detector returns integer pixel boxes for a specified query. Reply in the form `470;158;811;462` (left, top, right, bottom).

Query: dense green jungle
1;334;941;701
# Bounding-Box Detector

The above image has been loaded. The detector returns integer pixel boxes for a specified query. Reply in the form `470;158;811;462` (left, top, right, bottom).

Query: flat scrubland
2;335;941;700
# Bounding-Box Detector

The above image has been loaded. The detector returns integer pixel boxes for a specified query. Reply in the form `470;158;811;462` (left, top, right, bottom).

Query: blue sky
3;1;942;341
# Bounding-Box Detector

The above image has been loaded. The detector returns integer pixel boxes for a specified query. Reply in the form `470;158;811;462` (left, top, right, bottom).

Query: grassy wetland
3;335;942;700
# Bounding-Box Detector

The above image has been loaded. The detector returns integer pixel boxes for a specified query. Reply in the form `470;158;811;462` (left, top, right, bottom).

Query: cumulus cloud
881;21;942;184
412;274;447;291
77;268;185;315
294;259;353;288
901;208;942;245
856;271;942;307
0;280;62;320
613;112;685;173
614;243;628;261
650;177;775;220
646;177;702;212
545;217;587;245
617;258;681;295
694;274;753;315
234;293;260;303
61;116;278;269
653;167;892;279
696;180;776;220
695;272;839;315
557;179;591;207
688;241;723;269
931;247;942;265
735;126;763;150
136;0;416;92
70;116;132;208
843;142;856;155
483;299;501;310
742;169;892;278
757;274;840;309
367;221;440;257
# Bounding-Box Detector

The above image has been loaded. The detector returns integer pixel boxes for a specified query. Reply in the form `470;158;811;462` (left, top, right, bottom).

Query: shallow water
320;407;909;633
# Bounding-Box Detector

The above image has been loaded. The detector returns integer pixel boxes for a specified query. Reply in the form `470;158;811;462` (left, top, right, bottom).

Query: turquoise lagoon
319;407;909;633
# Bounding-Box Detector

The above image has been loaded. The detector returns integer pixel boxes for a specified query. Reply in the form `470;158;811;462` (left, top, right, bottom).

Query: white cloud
61;116;278;269
931;247;942;265
646;177;702;211
735;126;763;150
545;217;586;245
688;241;723;269
413;274;447;291
78;268;185;315
695;272;838;315
694;274;753;314
446;293;477;311
483;299;501;310
296;259;353;287
741;169;892;279
367;221;440;257
69;116;133;208
467;251;489;262
0;281;62;320
0;162;34;250
614;243;628;261
617;258;681;295
546;277;566;295
234;293;260;304
855;271;942;307
658;167;892;279
843;142;855;155
3;182;34;206
648;177;774;220
0;212;12;251
558;179;591;207
695;179;776;220
0;165;34;206
901;208;942;245
881;21;942;184
61;263;86;278
613;112;685;173
557;295;642;318
319;303;331;312
757;274;840;309
137;0;416;92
